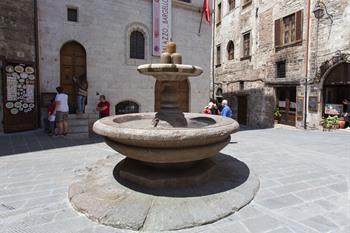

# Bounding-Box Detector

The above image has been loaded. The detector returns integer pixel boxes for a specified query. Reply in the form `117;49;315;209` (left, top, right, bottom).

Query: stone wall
37;0;211;116
215;0;350;129
0;0;36;132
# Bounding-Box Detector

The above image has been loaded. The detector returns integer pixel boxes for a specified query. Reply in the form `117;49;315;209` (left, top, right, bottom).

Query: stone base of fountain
68;153;260;232
117;158;216;188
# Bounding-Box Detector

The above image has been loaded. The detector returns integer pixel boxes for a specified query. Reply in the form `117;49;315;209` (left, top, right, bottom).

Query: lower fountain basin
93;113;239;165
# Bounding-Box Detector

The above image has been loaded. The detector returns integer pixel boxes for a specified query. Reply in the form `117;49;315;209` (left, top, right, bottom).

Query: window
228;0;235;11
217;3;222;23
116;101;139;115
275;11;303;48
227;41;234;60
67;8;78;22
216;45;221;67
242;0;252;7
130;31;145;59
242;32;251;58
276;61;286;78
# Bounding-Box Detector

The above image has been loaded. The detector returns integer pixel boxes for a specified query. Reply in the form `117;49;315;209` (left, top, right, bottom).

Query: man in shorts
54;86;69;135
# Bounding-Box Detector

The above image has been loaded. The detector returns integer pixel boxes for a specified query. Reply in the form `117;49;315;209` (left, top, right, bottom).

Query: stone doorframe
313;51;350;119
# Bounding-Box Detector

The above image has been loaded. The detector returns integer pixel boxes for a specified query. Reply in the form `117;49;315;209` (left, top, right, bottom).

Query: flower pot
339;120;346;129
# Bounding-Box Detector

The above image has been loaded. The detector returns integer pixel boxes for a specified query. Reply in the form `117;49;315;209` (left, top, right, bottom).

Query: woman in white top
54;86;69;135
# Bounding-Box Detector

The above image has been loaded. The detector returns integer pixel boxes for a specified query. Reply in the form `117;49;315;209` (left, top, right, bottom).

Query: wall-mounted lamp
313;0;333;23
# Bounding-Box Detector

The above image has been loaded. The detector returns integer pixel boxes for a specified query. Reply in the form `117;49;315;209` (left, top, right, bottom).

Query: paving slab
0;128;348;233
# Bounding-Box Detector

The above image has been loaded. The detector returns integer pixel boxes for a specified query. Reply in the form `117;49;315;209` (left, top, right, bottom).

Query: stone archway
60;41;86;113
321;62;350;114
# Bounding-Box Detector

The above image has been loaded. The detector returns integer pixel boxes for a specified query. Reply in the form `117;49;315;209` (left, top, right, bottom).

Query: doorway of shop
276;87;297;126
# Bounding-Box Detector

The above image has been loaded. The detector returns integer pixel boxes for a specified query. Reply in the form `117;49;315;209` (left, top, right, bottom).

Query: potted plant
273;108;282;124
338;117;346;129
320;116;339;131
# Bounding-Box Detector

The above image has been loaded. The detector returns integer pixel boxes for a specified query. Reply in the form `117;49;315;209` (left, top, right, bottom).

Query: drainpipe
211;0;216;100
304;0;311;129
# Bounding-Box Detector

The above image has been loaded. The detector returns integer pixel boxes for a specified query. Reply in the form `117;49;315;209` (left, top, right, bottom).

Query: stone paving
0;128;349;233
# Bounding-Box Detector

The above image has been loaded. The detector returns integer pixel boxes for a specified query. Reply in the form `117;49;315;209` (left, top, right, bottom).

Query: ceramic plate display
28;75;35;80
14;102;22;108
14;65;24;73
12;73;20;79
19;107;23;112
22;103;29;109
5;66;14;73
20;73;28;79
29;103;35;108
19;78;25;83
25;66;34;74
10;108;19;115
5;102;14;109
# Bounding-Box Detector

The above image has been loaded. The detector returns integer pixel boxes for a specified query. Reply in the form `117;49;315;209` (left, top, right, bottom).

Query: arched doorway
60;41;86;113
155;80;189;112
322;62;350;115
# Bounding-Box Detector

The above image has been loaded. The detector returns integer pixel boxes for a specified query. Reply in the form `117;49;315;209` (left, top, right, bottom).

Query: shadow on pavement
0;129;103;157
113;153;250;197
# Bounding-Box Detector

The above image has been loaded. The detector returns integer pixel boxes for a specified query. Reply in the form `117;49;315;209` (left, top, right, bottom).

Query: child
48;99;56;136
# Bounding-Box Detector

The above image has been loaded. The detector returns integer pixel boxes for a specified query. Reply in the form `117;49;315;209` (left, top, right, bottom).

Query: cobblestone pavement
0;128;349;233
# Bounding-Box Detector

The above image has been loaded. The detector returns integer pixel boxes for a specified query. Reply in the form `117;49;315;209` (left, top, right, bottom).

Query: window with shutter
130;31;145;59
228;0;235;11
227;41;234;60
216;45;221;67
242;32;250;58
275;10;303;48
217;3;222;23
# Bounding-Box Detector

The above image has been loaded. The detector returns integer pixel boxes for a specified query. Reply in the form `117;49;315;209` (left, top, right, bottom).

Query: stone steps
67;114;89;139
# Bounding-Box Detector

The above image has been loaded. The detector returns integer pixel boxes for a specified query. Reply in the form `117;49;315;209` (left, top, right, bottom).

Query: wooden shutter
275;19;281;47
295;10;303;42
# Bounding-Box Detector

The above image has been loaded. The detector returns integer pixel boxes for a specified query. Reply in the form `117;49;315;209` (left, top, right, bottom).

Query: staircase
67;114;89;139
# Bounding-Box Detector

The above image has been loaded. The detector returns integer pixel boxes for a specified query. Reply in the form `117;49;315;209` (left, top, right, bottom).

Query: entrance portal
60;41;86;113
237;96;248;125
155;80;189;112
276;87;296;126
323;63;350;115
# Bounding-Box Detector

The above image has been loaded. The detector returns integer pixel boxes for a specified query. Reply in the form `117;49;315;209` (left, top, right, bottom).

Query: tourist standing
96;95;110;119
202;102;213;114
220;99;233;118
54;86;69;135
47;99;56;136
73;75;88;114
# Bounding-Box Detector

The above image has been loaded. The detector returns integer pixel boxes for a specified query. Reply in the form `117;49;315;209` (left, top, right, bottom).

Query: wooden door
155;80;189;112
277;87;296;126
237;96;247;125
2;61;38;133
60;41;86;113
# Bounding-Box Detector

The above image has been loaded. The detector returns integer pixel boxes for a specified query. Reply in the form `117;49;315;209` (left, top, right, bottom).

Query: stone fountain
68;42;259;232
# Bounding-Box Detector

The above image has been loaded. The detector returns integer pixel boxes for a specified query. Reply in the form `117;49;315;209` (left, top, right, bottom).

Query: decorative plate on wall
20;73;28;79
14;102;22;108
5;66;14;73
22;103;29;109
5;102;14;109
12;73;20;79
28;75;35;80
14;65;24;73
25;66;34;74
10;108;19;115
29;103;35;108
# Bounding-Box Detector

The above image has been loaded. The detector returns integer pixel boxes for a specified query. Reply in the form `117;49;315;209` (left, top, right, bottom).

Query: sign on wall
324;104;343;115
296;96;304;121
153;0;172;56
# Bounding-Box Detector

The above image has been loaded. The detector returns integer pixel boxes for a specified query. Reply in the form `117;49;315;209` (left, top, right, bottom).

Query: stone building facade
0;0;37;132
214;0;350;129
37;0;211;118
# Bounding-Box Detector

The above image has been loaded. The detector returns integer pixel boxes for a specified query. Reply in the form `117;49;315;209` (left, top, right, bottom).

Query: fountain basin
93;113;239;165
